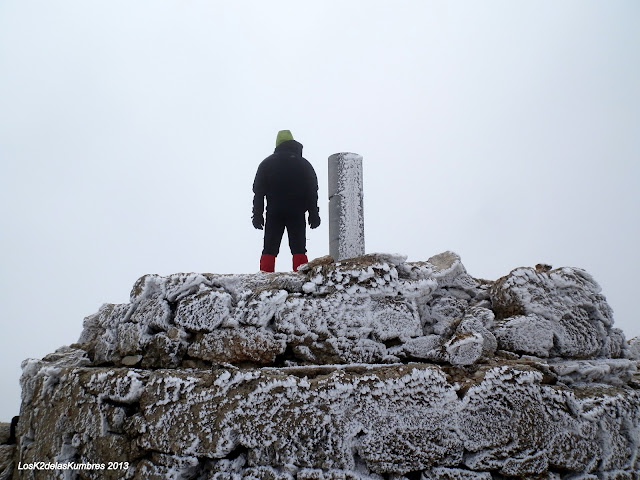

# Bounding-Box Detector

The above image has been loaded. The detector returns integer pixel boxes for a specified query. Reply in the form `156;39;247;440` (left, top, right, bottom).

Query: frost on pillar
329;153;365;261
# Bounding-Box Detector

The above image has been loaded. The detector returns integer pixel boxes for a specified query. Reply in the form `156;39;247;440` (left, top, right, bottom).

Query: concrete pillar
328;153;365;261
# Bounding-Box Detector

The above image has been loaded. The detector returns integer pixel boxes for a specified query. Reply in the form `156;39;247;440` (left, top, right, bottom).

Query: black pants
263;209;306;256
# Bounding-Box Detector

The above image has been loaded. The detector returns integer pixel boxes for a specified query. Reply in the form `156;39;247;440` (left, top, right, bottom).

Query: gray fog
1;1;639;421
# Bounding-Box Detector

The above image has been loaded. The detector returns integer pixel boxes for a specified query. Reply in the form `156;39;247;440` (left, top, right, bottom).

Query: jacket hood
274;139;303;156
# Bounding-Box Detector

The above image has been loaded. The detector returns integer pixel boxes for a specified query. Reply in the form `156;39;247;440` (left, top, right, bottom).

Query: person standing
252;130;320;272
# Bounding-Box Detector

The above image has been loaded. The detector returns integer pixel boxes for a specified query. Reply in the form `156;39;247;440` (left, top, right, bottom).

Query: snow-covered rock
9;252;640;479
628;337;640;360
491;266;615;358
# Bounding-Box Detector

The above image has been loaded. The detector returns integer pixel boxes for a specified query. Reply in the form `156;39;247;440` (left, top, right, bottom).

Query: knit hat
275;130;294;147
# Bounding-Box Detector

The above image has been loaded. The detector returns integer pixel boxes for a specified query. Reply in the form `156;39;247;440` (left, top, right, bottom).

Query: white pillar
328;153;365;261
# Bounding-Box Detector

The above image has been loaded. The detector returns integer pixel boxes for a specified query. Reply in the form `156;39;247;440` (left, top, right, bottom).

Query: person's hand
308;211;321;229
252;214;264;230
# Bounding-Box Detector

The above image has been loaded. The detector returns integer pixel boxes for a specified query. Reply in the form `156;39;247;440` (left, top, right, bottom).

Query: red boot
292;254;308;272
260;254;276;272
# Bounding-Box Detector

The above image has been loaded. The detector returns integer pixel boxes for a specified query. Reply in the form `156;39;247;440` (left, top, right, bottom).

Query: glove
308;210;321;229
252;213;264;230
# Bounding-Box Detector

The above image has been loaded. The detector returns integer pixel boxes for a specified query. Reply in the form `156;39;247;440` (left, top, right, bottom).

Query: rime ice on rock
328;153;365;261
10;252;640;480
491;266;621;358
72;252;633;370
14;354;640;479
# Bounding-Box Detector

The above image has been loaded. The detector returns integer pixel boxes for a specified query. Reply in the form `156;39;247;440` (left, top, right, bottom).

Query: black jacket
253;140;319;215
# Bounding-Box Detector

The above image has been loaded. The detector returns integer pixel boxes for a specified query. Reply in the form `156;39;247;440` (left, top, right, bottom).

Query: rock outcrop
8;252;640;479
0;422;15;480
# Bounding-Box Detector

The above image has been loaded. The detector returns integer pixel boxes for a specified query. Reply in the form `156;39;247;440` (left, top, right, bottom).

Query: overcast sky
1;1;639;421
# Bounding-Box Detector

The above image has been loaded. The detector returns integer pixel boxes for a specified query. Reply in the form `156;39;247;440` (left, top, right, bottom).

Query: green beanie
275;130;294;147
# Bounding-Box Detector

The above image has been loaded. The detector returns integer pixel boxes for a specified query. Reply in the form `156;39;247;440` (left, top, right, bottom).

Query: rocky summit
3;252;639;480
